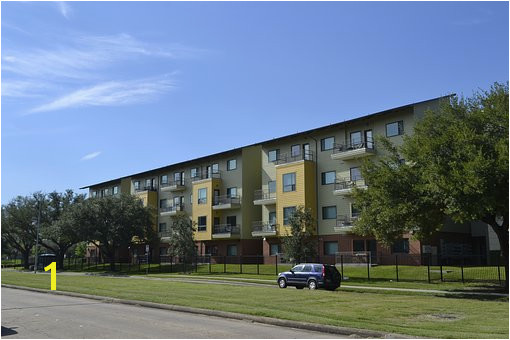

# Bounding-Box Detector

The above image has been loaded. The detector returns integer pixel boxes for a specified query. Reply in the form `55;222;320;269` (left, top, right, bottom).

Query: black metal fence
4;253;506;286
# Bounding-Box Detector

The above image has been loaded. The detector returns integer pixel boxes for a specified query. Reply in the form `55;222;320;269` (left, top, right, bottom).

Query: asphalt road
1;287;341;339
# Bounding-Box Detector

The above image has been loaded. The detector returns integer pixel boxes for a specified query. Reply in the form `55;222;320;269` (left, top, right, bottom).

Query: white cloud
81;151;101;161
29;76;175;113
56;2;72;19
2;80;52;98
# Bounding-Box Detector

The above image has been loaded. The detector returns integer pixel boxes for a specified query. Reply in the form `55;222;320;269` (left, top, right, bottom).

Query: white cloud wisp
81;151;101;161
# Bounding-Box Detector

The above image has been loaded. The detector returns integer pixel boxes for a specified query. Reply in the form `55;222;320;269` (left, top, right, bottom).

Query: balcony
160;204;185;216
135;185;157;193
274;151;315;166
191;171;221;183
160;179;185;192
158;231;172;239
253;189;276;205
331;139;376;161
212;195;241;210
333;178;367;196
212;224;241;239
333;215;358;234
251;221;278;237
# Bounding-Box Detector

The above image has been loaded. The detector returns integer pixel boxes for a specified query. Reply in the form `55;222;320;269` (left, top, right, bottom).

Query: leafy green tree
281;206;317;263
353;82;508;287
72;193;155;270
167;212;196;259
1;195;38;269
39;190;86;269
74;242;88;258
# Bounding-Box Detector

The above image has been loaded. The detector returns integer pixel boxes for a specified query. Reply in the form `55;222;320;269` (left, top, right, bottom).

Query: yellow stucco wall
192;178;221;241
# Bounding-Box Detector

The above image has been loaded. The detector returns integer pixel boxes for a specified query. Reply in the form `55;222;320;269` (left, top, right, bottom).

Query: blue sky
2;1;508;203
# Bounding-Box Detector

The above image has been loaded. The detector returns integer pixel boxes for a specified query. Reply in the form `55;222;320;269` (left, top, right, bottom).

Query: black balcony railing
253;189;276;201
213;224;240;234
197;225;207;232
274;150;315;165
334;178;366;191
191;171;221;181
160;204;184;213
161;178;185;188
336;215;358;227
252;221;278;233
213;195;241;206
135;185;157;192
332;138;375;154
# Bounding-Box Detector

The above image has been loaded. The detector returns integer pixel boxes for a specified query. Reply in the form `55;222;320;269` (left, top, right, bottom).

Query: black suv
277;263;341;290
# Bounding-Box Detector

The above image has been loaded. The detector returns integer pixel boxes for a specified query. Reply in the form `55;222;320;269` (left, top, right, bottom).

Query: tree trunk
56;253;65;270
22;250;30;269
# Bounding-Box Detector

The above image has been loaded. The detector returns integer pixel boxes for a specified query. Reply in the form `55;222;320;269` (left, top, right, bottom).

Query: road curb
2;284;413;338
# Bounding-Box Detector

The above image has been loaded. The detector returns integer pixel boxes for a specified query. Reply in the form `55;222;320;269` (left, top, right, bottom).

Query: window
283;173;296;192
302;264;312;272
270;243;281;255
227;159;237;170
351;204;361;219
174;172;184;184
159;247;167;256
134;181;140;190
159;199;167;209
104;188;110;196
324;241;338;255
227;245;238;256
283;206;296;225
227;187;237;198
268;149;279;162
386;120;404;137
197;216;207;231
226;215;237;226
291;144;301;157
91;191;97;198
353;240;365;252
321;171;336;185
159;223;167;233
145;179;151;189
190;194;193;205
291;264;304;272
321;137;335;151
113;186;119;195
173;196;184;207
268;181;276;193
161;175;168;185
350;131;362;146
322;206;337;220
212;163;219;174
198;188;207;204
269;211;276;224
392;239;409;253
350;167;363;181
190;168;199;179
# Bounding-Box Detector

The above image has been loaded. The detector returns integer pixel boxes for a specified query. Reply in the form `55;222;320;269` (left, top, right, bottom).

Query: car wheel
308;279;317;290
278;278;287;288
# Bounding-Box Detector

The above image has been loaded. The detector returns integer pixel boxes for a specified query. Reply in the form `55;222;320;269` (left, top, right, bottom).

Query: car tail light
322;265;325;278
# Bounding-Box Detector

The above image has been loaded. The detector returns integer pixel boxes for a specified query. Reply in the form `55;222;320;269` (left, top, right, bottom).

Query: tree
167;212;196;259
281;206;317;263
72;193;155;270
74;242;88;258
1;195;38;269
39;190;86;269
353;82;509;288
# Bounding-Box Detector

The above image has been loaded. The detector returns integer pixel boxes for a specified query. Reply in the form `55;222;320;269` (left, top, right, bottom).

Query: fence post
440;259;443;282
395;255;399;282
195;256;198;273
275;254;278;276
240;256;243;274
81;258;84;271
497;256;502;286
366;253;370;281
257;256;260;275
461;257;465;284
95;257;98;270
340;255;344;279
170;256;173;273
427;254;431;283
138;258;141;272
224;256;226;273
209;255;212;274
148;261;150;274
128;260;131;273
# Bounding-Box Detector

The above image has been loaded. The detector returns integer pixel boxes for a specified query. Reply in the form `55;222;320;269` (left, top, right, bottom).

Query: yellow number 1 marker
44;262;56;290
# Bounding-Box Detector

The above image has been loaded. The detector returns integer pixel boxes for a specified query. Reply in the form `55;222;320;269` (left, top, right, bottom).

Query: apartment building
81;96;499;262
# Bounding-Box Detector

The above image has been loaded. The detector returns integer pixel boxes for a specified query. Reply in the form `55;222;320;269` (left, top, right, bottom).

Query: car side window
302;265;312;272
313;265;322;272
291;265;304;272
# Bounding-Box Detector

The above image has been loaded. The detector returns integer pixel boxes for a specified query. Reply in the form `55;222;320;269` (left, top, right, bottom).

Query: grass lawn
2;270;508;338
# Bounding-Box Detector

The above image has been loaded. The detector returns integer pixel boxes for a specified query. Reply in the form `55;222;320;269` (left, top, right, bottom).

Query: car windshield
291;265;304;272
